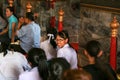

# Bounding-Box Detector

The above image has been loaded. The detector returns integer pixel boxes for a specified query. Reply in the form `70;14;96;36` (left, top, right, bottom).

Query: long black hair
46;27;57;48
48;58;70;80
27;48;49;80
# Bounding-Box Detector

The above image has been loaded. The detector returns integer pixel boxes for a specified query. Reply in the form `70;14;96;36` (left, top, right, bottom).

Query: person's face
24;17;29;24
19;17;25;23
56;35;68;48
6;8;12;18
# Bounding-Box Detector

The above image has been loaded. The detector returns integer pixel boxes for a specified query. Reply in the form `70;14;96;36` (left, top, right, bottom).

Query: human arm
17;17;25;30
0;27;8;35
11;22;16;42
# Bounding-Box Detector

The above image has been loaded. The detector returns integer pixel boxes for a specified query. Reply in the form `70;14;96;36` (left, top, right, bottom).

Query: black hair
46;27;57;48
0;42;9;56
85;40;117;80
56;30;74;48
57;30;69;41
85;40;101;57
26;12;34;21
48;58;70;80
6;6;18;19
27;48;49;80
6;6;14;14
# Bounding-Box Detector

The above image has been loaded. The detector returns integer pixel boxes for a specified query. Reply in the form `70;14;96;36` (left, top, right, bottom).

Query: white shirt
19;67;42;80
40;40;57;60
57;44;78;69
0;50;30;80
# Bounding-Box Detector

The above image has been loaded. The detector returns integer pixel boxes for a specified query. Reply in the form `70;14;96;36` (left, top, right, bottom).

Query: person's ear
84;50;91;58
84;50;88;56
65;38;68;43
97;50;103;57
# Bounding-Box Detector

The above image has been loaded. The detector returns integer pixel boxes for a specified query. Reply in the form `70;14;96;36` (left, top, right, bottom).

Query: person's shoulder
19;70;30;80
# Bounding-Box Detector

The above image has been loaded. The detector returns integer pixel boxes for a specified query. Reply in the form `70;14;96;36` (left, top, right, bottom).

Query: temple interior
0;0;120;79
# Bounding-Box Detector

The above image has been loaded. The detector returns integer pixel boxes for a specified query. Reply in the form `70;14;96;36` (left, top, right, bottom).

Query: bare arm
11;22;16;43
0;27;8;35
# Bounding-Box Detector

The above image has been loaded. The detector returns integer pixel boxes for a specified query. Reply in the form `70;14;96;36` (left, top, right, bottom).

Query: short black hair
26;12;34;21
6;6;14;13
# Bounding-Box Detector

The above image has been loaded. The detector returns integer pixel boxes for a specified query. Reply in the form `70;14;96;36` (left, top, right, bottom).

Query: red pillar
110;37;117;70
109;16;119;71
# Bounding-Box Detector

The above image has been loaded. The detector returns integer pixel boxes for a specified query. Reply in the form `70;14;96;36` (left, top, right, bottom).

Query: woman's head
47;27;57;48
6;6;14;18
62;69;92;80
48;58;70;80
27;48;47;67
25;12;34;23
56;30;69;48
28;48;48;80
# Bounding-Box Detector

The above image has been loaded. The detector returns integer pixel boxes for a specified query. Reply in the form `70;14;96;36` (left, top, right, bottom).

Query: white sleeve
57;49;71;63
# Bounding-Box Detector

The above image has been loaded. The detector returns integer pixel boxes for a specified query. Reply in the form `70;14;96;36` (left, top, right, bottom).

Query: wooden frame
80;0;120;14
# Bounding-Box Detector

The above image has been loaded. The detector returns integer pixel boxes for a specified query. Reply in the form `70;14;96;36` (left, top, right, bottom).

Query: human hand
19;17;25;24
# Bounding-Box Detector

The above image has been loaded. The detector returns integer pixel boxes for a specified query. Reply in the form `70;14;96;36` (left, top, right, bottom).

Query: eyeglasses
55;39;65;42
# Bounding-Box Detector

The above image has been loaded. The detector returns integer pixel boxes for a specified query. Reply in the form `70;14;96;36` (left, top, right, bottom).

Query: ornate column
8;0;14;7
110;16;119;70
58;8;64;32
26;2;32;12
49;0;56;28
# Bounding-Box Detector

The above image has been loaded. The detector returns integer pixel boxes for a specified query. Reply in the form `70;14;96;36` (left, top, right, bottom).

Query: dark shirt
83;64;108;80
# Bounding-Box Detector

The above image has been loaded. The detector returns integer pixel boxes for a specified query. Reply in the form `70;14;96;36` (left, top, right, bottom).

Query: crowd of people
0;6;118;80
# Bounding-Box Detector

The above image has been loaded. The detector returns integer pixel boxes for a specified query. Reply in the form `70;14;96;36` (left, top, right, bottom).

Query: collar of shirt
8;15;14;22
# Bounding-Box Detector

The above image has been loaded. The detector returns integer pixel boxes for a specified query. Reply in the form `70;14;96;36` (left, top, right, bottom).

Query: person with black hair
48;57;70;80
0;42;30;80
0;6;18;43
56;30;78;69
40;27;57;60
15;12;41;54
19;48;49;80
82;40;118;80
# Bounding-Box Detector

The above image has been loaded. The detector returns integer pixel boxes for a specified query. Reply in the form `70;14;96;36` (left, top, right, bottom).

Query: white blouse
0;50;30;80
19;67;42;80
57;44;78;69
40;40;57;60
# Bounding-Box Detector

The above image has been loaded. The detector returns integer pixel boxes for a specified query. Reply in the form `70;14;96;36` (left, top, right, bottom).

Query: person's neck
89;57;96;64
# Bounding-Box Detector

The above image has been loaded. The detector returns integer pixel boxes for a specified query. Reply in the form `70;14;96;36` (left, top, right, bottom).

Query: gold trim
80;3;120;14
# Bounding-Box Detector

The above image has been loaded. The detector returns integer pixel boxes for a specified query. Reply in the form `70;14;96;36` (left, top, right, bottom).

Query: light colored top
40;39;57;60
0;50;30;80
57;44;78;69
8;15;18;38
17;22;34;53
31;22;41;48
19;67;42;80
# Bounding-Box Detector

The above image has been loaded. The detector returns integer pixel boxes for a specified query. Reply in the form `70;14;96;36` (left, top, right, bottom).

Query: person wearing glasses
55;30;78;69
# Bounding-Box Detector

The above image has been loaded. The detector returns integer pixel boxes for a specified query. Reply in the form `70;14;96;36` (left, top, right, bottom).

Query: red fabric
50;16;56;28
110;37;117;71
58;22;63;32
70;43;79;52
